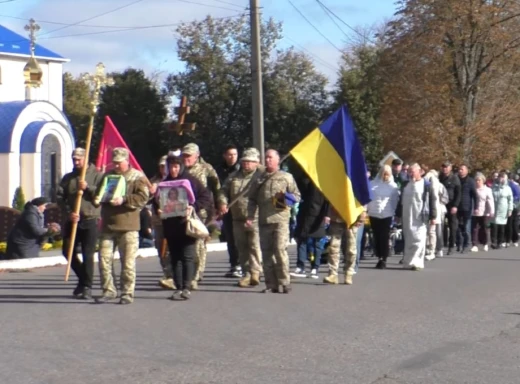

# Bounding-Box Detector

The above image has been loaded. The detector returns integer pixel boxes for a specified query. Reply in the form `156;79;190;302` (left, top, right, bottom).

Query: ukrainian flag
290;105;372;227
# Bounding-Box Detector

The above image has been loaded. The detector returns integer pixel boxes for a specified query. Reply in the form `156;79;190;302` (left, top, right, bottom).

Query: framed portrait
159;187;188;218
157;179;195;219
95;175;127;205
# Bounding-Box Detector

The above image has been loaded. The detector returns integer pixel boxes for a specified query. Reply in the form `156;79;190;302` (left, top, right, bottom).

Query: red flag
96;116;143;173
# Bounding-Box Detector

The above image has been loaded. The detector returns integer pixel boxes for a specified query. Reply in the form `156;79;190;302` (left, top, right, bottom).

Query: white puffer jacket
367;178;399;219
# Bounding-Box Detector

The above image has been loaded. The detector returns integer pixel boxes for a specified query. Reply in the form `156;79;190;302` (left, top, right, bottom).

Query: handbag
186;210;210;239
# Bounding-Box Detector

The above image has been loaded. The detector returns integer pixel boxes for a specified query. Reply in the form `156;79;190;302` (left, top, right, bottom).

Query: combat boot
250;271;260;286
344;274;353;285
159;278;176;290
238;273;251;288
323;274;338;284
191;280;198;290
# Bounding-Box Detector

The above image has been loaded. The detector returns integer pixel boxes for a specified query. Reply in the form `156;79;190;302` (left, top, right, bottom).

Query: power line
314;0;372;41
315;0;349;38
283;35;338;73
38;0;146;38
35;14;245;41
286;0;343;53
207;0;245;8
172;0;244;12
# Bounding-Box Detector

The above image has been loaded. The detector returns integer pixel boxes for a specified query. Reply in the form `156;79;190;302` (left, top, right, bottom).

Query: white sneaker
309;269;319;279
425;254;435;261
483;245;489;252
471;246;478;252
514;243;519;247
437;250;444;258
290;268;306;278
501;243;507;248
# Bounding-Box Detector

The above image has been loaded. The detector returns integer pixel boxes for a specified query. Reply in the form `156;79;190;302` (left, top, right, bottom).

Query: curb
0;241;230;272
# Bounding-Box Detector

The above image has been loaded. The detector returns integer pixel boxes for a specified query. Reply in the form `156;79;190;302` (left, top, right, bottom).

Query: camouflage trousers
259;222;290;288
233;220;262;275
194;238;207;281
153;224;172;278
327;222;358;276
98;230;139;300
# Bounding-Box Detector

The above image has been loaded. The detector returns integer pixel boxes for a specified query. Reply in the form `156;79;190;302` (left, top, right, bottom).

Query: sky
0;0;397;85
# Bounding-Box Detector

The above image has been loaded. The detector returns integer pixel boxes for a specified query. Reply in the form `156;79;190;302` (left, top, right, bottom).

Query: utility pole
250;0;265;163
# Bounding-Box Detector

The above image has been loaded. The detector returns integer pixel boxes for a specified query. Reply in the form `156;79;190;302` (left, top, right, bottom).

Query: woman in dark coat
153;155;212;301
291;175;330;279
5;197;59;260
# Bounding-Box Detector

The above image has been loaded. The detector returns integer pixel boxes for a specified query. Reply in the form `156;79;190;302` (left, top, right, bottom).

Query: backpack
438;183;449;205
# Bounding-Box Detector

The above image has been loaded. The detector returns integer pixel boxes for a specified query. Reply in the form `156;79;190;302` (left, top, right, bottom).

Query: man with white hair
396;163;437;270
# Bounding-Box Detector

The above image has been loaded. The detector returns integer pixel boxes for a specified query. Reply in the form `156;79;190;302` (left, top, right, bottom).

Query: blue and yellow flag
289;105;372;226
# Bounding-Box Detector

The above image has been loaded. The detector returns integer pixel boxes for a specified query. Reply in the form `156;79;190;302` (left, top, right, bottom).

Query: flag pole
65;63;114;282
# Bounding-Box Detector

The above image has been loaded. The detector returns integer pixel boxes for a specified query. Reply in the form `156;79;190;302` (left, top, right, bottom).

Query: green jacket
57;164;103;220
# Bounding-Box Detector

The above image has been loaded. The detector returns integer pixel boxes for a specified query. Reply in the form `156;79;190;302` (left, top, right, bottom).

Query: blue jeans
355;224;365;272
296;237;325;271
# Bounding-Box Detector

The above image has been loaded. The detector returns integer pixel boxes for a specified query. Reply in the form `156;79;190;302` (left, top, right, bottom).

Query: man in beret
95;147;149;305
57;148;103;300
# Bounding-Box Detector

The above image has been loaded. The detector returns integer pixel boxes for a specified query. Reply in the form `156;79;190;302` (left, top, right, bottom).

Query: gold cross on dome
24;18;40;54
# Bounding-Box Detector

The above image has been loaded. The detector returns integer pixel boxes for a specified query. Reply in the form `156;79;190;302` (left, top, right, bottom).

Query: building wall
0;56;64;109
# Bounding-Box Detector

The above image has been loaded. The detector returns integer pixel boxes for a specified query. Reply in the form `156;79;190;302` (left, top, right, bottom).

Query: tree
95;68;170;176
12;187;25;211
332;41;384;170
164;15;330;164
380;0;520;170
63;72;91;146
263;49;330;152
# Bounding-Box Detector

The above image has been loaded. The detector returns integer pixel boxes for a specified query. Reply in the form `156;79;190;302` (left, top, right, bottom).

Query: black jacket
439;172;461;209
458;176;477;213
153;171;213;244
216;162;240;185
6;203;49;260
294;177;329;239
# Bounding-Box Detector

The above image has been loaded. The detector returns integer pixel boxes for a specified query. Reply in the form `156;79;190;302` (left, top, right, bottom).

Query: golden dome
24;56;43;86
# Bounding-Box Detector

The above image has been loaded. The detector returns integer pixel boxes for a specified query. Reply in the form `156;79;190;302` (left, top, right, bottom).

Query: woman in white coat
367;165;399;269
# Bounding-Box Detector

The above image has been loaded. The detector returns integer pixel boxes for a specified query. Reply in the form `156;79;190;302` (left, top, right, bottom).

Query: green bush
12;187;25;211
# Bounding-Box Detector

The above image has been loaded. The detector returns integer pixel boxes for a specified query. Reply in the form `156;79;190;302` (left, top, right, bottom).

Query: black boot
375;260;386;269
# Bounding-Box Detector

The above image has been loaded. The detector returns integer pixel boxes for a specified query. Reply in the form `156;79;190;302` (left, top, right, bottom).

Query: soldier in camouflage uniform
323;207;365;285
218;148;263;288
94;148;149;305
182;143;220;289
149;155;175;290
246;149;300;293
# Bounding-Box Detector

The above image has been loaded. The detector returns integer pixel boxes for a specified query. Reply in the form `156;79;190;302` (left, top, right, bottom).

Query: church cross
82;62;115;115
24;18;40;53
169;96;196;135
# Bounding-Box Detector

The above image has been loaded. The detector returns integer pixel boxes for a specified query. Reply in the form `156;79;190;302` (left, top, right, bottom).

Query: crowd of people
364;159;519;272
4;143;519;305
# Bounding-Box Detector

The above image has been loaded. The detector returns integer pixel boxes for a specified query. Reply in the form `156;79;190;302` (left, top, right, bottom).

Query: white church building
0;24;74;207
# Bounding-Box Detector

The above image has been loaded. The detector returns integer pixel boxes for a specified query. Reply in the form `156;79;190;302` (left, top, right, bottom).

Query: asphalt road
1;247;520;384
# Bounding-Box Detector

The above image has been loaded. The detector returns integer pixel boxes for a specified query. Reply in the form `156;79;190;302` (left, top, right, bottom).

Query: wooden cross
24;18;40;53
169;96;196;135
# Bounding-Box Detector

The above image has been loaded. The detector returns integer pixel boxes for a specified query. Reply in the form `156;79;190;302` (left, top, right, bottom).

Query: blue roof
0;24;67;61
0;101;73;153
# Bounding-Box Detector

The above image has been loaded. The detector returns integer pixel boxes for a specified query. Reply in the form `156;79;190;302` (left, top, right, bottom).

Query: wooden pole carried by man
64;63;114;281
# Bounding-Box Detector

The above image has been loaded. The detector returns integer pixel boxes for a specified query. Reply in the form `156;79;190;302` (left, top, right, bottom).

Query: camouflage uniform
96;148;149;304
218;148;263;287
182;143;220;285
247;168;300;292
324;207;359;285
